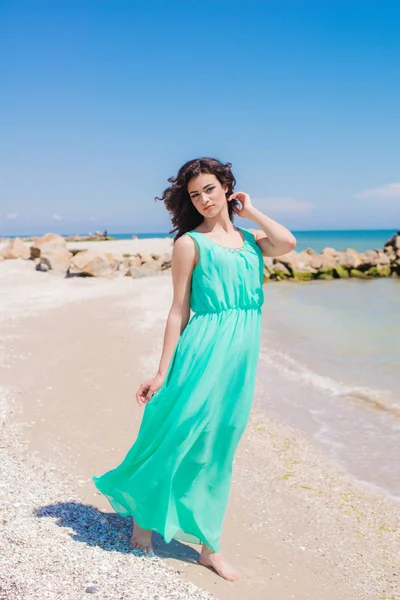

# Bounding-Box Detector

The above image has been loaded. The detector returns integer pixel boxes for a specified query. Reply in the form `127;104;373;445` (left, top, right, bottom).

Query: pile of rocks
64;234;115;241
264;229;400;281
0;233;114;244
0;233;171;278
1;230;399;282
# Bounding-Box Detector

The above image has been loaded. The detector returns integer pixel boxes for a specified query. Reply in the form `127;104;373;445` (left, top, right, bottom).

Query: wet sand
0;247;399;599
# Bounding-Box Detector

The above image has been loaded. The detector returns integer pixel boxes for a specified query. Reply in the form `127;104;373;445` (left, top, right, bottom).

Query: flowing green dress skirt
92;226;265;552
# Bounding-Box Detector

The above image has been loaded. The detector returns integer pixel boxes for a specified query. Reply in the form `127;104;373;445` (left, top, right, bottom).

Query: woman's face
187;173;228;217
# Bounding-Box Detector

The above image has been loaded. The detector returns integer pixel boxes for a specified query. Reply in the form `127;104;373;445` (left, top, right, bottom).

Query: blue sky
1;0;399;235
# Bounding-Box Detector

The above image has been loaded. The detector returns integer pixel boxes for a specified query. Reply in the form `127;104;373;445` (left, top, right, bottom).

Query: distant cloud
356;183;400;201
52;214;64;221
253;196;314;213
5;213;18;219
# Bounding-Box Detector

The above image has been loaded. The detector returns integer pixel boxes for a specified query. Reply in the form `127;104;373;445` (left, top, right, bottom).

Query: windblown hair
155;157;240;241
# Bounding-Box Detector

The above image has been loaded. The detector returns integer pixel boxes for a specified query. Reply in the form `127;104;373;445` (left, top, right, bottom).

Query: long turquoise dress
92;225;265;553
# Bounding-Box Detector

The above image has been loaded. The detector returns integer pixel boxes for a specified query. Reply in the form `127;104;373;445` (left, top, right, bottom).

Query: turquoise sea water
284;229;397;253
257;247;400;500
106;228;396;252
6;228;397;254
257;275;400;501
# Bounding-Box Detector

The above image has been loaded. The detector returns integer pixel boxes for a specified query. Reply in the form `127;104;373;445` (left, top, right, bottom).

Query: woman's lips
204;205;213;210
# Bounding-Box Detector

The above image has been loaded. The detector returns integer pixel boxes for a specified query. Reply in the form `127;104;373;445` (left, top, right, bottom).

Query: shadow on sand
34;501;201;565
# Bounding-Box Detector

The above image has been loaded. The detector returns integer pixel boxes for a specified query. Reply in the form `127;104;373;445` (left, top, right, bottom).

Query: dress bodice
183;226;265;314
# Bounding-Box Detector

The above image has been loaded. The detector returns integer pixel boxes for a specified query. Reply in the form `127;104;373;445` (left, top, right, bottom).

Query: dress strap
239;227;258;246
182;230;203;267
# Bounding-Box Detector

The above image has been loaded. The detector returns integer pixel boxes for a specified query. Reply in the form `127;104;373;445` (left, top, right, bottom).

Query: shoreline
0;258;399;598
255;359;400;503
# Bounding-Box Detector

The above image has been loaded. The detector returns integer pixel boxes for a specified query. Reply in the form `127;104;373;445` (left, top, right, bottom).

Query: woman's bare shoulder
172;233;198;267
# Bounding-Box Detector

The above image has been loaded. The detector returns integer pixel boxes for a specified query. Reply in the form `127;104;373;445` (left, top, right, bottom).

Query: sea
255;229;400;501
6;228;400;499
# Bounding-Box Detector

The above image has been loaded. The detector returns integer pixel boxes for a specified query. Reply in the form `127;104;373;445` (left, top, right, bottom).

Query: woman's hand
136;373;165;407
227;191;254;220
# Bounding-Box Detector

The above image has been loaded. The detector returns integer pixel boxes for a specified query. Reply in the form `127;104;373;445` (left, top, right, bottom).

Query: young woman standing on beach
92;157;296;581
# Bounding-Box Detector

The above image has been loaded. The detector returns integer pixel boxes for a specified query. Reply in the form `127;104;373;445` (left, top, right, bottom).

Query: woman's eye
192;187;214;198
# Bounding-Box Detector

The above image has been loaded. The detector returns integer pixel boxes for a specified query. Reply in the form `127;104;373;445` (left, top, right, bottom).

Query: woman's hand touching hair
227;191;254;220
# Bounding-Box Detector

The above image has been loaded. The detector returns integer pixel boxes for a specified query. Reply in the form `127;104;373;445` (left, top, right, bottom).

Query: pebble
0;397;216;600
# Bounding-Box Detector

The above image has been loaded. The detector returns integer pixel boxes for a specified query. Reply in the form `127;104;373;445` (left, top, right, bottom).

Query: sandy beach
1;238;399;600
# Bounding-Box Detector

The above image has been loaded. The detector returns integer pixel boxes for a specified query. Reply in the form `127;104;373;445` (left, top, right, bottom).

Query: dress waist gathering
193;305;262;315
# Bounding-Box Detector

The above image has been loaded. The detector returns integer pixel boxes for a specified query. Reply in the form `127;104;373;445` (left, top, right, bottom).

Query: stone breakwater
264;229;400;282
0;230;399;282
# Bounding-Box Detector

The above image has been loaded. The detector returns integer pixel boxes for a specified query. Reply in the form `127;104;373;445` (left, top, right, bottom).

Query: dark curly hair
155;157;240;242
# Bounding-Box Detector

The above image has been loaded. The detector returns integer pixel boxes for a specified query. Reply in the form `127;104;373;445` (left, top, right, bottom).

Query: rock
118;258;130;276
310;255;339;269
0;237;31;260
158;252;172;270
358;250;380;268
263;257;274;270
293;270;314;281
37;250;73;276
37;260;50;272
279;250;324;273
321;247;340;256
296;250;315;265
365;265;392;277
161;259;172;271
337;251;362;269
129;255;143;268
316;268;334;277
333;266;349;278
384;230;400;252
272;262;291;278
384;245;396;260
104;252;123;269
70;250;116;278
273;250;297;272
117;256;137;276
349;269;369;279
309;255;324;269
374;251;391;266
258;237;399;282
320;255;339;269
135;251;164;272
30;233;67;259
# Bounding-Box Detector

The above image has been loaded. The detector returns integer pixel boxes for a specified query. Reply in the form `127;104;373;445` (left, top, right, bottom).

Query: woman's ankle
201;543;217;556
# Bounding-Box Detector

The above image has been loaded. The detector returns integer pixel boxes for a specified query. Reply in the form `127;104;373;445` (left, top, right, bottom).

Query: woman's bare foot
199;545;242;581
131;519;153;553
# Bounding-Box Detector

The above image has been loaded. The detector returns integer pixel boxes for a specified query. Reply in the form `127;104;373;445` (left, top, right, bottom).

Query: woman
92;157;296;581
